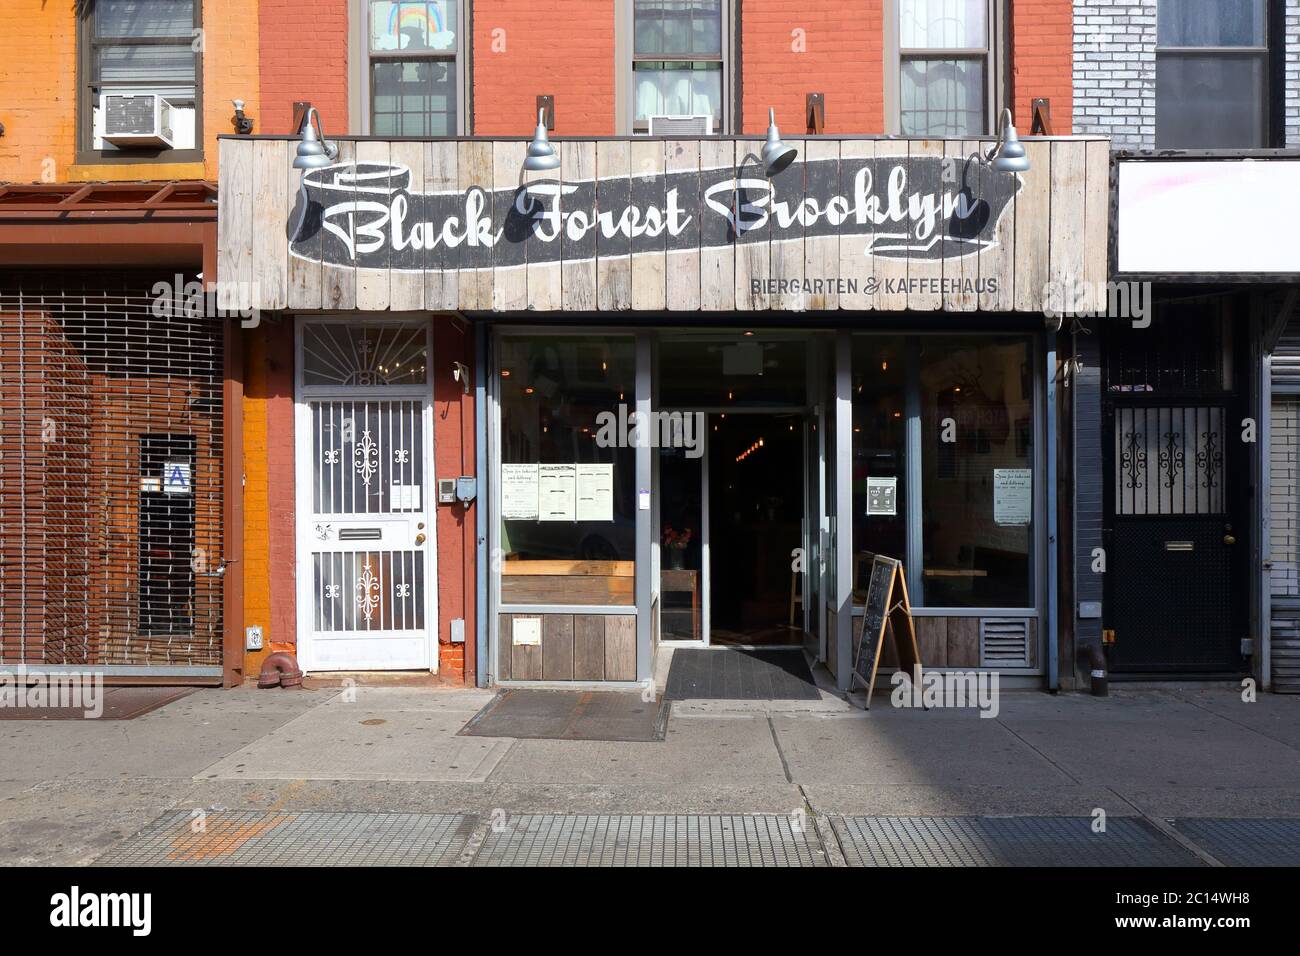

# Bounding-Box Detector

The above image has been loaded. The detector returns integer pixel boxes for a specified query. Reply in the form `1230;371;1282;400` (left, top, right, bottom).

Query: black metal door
1101;301;1247;674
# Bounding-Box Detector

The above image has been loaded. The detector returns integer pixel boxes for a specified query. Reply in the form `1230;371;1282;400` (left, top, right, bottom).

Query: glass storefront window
851;335;908;598
919;335;1033;607
498;335;636;606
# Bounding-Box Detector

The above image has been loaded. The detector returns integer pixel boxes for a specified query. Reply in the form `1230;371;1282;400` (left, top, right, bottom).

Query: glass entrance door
659;424;706;643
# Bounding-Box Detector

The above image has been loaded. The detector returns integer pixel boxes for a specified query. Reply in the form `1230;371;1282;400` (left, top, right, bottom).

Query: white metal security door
295;320;436;671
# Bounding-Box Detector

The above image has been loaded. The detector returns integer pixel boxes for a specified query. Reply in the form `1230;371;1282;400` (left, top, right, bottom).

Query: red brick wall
432;320;477;684
258;0;350;135
741;0;885;135
472;0;616;135
1011;0;1073;133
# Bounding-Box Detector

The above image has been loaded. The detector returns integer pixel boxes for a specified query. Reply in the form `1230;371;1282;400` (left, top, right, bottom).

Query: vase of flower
662;526;692;570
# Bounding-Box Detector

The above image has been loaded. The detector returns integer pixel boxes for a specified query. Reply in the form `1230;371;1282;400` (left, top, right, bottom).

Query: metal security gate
294;320;436;671
0;271;224;673
1102;300;1247;674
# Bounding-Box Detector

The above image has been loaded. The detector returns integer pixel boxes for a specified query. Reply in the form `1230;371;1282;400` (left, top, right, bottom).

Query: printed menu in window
576;463;614;522
538;464;577;522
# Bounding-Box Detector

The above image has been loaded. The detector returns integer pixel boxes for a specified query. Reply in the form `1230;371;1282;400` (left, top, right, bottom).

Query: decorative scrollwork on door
1121;430;1146;490
1158;430;1184;489
1115;407;1224;515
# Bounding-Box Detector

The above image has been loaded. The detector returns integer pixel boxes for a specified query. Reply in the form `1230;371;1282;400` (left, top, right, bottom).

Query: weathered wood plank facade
219;135;1108;315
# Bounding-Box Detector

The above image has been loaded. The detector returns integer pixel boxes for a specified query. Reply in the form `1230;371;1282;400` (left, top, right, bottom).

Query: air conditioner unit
101;93;176;148
648;114;714;136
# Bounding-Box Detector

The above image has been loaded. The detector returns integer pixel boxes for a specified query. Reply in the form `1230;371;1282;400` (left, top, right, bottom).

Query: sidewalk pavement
2;675;1299;865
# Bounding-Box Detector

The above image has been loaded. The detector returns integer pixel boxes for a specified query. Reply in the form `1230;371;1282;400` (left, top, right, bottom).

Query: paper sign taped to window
390;484;421;510
512;617;542;646
994;468;1032;526
866;476;897;516
501;463;539;520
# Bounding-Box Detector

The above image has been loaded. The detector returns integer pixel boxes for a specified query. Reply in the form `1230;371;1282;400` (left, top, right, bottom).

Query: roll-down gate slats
0;271;224;675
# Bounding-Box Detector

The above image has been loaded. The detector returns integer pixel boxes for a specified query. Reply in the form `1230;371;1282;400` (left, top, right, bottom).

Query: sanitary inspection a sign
162;461;192;495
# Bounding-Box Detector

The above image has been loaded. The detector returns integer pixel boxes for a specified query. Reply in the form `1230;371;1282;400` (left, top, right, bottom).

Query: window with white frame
631;0;726;132
894;0;994;137
1155;0;1271;148
365;0;461;136
79;0;202;158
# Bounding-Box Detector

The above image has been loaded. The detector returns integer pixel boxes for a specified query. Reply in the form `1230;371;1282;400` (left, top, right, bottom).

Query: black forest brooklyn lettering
289;156;1020;270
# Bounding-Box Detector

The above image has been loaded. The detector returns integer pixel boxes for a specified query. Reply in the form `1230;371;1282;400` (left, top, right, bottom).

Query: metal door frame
292;314;438;672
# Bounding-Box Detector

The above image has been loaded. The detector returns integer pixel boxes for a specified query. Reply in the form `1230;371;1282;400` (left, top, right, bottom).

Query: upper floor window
1155;0;1270;148
79;0;202;160
631;0;726;133
364;0;462;135
893;0;997;136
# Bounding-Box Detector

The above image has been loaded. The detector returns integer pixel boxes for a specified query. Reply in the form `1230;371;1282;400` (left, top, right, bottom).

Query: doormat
0;686;196;720
459;690;670;742
664;648;821;701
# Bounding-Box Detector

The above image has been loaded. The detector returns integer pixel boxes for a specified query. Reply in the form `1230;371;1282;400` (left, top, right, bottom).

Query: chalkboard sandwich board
850;554;922;708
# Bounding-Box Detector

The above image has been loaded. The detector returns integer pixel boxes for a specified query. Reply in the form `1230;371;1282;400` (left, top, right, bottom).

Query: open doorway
708;412;805;646
655;332;822;650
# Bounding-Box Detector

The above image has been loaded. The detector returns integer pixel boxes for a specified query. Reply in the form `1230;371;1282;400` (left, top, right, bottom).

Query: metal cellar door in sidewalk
294;320;437;671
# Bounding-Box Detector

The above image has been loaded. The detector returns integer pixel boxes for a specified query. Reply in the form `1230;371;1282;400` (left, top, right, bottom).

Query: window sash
363;0;463;135
890;0;995;136
627;0;729;132
1154;49;1269;148
79;0;202;158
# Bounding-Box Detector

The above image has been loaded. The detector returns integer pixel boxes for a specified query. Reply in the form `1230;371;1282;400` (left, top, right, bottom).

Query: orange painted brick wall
0;0;260;184
472;0;616;135
432;320;477;685
242;319;297;677
741;0;885;135
1011;0;1073;132
242;329;273;676
258;0;349;135
0;1;77;183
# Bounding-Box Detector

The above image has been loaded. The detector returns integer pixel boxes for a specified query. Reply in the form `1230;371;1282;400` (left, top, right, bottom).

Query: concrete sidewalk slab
490;715;788;787
799;783;1124;817
1002;712;1300;789
0;687;331;782
196;687;512;783
770;712;1071;787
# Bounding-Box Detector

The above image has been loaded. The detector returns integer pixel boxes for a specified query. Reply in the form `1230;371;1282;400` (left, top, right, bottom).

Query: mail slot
338;528;383;541
1164;540;1194;552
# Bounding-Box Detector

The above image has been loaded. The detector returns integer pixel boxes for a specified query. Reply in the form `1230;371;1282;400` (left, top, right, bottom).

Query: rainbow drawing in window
371;1;456;53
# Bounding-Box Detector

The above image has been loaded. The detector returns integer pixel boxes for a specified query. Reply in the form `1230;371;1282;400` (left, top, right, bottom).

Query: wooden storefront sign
218;136;1109;315
851;554;922;708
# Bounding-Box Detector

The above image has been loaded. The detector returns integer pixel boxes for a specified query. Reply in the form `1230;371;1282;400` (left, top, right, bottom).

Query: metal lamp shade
761;108;797;176
293;112;338;170
989;110;1031;174
523;108;560;171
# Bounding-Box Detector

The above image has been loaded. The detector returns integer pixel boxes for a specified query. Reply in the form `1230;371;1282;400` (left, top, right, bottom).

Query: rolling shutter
0;271;224;675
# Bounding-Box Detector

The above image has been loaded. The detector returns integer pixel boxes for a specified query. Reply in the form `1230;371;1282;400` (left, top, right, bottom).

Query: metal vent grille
648;114;714;136
979;618;1030;667
1271;599;1300;693
105;94;157;135
1272;319;1300;394
0;272;224;668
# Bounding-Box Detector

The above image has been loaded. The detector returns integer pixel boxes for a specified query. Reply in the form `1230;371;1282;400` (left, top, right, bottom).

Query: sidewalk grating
1170;818;1300;867
471;814;827;866
97;811;475;867
832;816;1204;867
